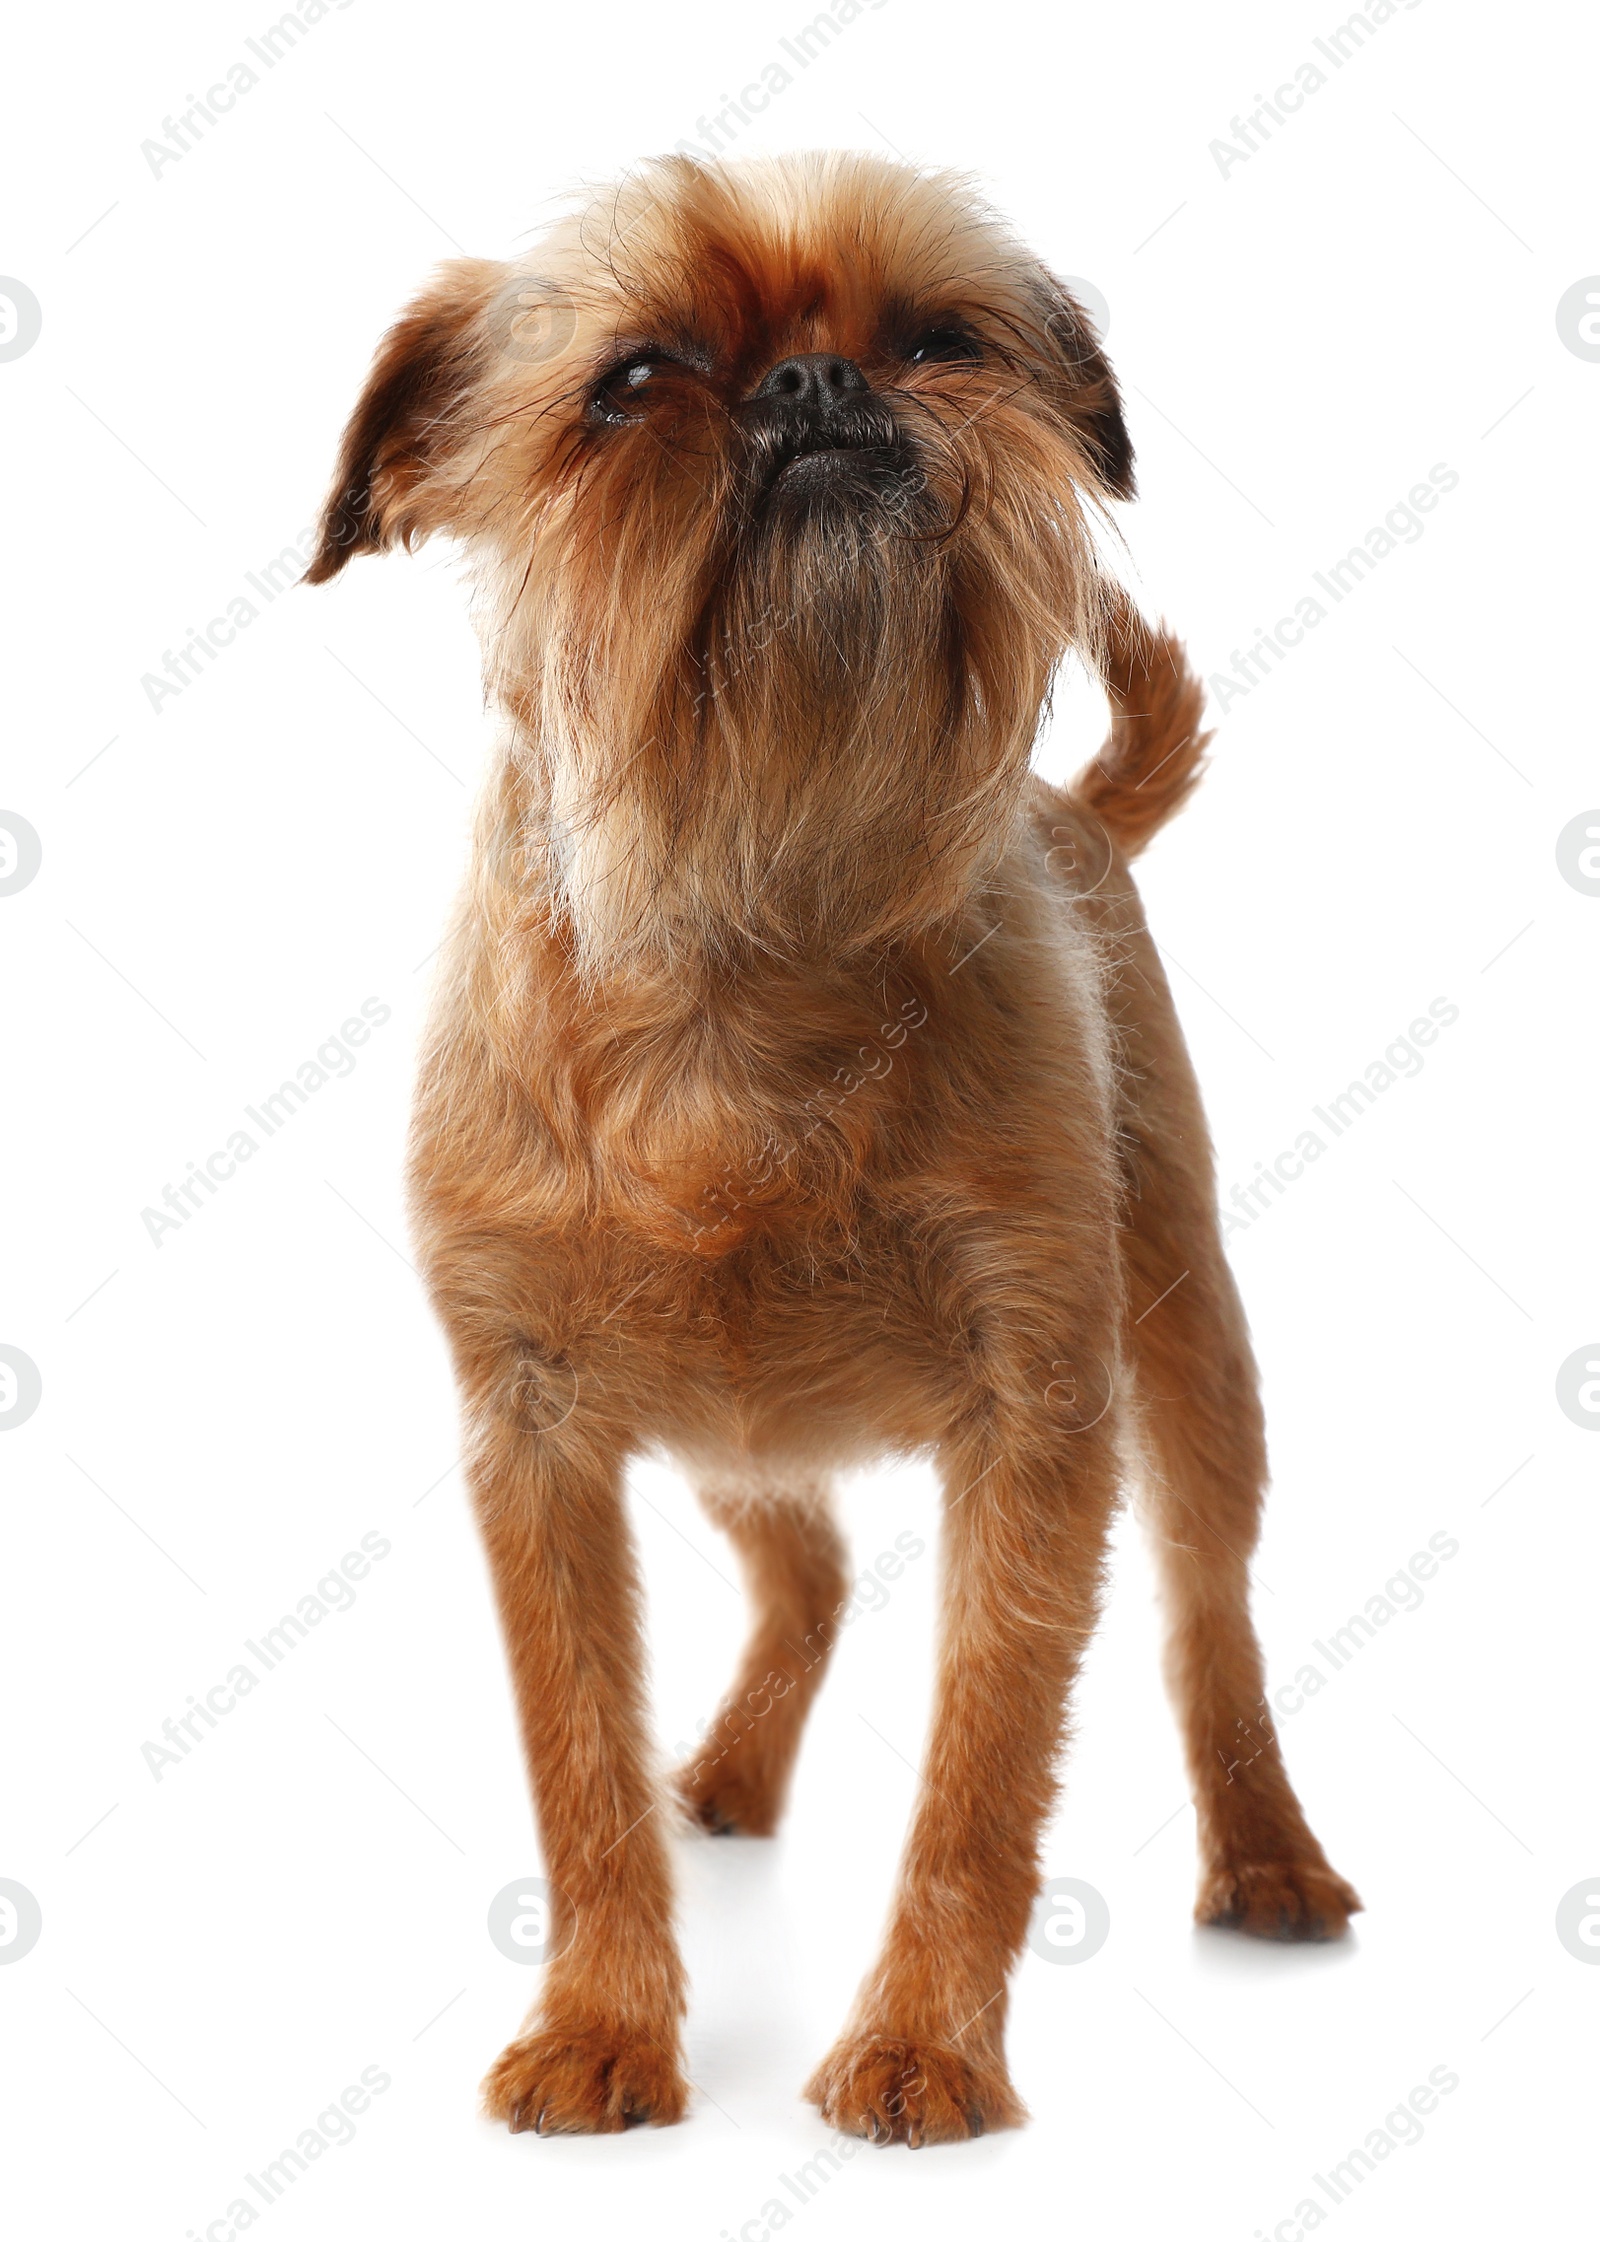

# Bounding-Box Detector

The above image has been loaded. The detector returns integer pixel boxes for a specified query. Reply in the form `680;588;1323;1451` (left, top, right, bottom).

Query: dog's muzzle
741;352;909;500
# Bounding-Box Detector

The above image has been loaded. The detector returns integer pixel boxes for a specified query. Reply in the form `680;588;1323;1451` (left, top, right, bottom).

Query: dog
308;150;1358;2146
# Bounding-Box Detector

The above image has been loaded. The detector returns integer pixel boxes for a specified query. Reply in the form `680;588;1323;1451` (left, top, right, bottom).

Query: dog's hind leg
672;1476;849;1836
1106;908;1361;1941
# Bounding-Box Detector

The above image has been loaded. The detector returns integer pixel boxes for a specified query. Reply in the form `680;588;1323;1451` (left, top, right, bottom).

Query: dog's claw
806;2034;1021;2145
484;2023;689;2133
1198;1860;1362;1944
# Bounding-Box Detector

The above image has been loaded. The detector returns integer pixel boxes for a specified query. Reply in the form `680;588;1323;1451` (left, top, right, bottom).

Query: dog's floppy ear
306;258;504;584
1038;281;1135;502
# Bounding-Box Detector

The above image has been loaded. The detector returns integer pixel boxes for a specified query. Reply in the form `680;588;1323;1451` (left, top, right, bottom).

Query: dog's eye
906;328;982;366
590;354;670;424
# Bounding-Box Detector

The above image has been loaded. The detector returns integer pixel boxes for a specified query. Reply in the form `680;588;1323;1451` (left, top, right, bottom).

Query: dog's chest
579;985;933;1257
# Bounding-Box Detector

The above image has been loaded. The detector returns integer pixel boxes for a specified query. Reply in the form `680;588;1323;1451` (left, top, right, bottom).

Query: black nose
751;352;869;407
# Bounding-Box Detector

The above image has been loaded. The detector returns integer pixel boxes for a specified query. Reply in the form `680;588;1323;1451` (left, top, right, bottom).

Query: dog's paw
803;2033;1023;2147
671;1752;782;1837
483;2020;689;2134
1197;1859;1362;1942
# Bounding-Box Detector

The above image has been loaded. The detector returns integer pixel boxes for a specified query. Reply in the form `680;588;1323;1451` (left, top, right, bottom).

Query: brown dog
308;151;1357;2146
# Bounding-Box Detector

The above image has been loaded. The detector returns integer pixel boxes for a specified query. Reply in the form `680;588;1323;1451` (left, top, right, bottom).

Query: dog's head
310;154;1131;966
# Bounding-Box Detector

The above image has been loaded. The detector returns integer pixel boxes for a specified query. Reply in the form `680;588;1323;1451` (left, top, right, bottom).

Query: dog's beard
501;408;1105;982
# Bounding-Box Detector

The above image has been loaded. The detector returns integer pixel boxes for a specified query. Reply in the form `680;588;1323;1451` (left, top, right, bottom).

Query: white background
2;2;1594;2235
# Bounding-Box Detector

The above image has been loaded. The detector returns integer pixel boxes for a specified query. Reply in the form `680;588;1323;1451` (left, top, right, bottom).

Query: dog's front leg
805;1399;1121;2145
469;1399;689;2133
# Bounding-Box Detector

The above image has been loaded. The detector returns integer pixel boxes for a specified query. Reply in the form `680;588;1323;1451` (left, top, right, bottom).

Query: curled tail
1070;592;1212;858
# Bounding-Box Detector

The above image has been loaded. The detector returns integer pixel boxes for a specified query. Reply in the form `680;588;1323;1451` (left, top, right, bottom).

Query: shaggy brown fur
310;151;1357;2147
